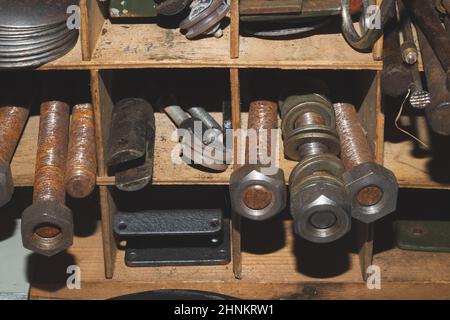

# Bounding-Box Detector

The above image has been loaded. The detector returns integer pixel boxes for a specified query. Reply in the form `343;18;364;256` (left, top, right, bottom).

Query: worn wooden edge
230;68;242;279
372;0;384;61
230;0;240;59
30;281;450;300
99;186;117;279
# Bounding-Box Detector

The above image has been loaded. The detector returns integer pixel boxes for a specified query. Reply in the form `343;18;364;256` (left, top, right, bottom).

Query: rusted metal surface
0;106;29;163
246;100;278;164
21;101;73;257
65;103;97;199
107;98;155;192
240;0;362;15
33;101;70;204
416;26;450;136
334;103;372;169
381;12;412;98
405;0;450;90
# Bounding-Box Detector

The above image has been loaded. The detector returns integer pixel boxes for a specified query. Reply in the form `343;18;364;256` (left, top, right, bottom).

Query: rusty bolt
0;105;29;207
65;103;97;199
334;103;398;223
229;100;286;221
21;101;73;257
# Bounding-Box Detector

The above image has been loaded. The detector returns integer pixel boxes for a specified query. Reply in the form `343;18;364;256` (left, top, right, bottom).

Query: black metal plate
114;209;223;237
124;219;230;267
125;220;231;267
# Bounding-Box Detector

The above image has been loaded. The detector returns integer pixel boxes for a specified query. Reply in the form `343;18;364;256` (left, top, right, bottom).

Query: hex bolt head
291;180;351;243
229;165;286;221
21;201;73;257
343;162;398;224
0;160;13;208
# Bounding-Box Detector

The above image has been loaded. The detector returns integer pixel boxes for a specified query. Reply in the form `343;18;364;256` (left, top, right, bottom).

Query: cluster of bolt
164;104;228;172
281;95;398;244
21;102;97;257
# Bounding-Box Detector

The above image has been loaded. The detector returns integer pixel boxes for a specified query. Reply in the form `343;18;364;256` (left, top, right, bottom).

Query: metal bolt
334;103;398;223
164;105;189;127
21;101;73;257
0;105;29;207
65;103;97;199
229;100;286;221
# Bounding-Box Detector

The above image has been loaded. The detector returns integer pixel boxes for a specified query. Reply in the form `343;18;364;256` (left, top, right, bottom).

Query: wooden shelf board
29;221;450;300
83;21;381;70
38;37;90;71
384;141;450;190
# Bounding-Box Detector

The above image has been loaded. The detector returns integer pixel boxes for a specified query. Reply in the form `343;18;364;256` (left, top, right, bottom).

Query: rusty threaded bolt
65;103;97;199
21;101;74;257
0;105;29;207
229;100;286;221
243;101;279;209
333;103;382;206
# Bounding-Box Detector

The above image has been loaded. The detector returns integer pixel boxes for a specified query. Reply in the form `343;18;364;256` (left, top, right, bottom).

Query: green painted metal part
395;220;450;253
109;0;158;18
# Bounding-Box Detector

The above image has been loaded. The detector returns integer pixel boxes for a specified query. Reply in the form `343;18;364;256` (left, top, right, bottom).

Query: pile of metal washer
0;0;79;69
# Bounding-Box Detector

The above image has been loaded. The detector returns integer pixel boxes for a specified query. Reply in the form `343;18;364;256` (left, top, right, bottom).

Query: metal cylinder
164;105;189;127
33;102;70;204
65;103;97;199
229;100;286;221
0;106;29;164
381;11;412;98
404;0;450;90
21;101;73;257
0;105;29;207
334;103;398;223
417;26;450;136
246;100;278;165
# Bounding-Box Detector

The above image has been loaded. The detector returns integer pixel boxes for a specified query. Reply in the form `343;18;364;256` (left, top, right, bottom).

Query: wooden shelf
237;33;382;70
29;220;450;300
384;141;450;190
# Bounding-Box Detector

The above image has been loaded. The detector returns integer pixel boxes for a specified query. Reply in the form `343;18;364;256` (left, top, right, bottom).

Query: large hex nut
229;165;286;221
291;179;351;243
343;162;398;224
0;160;13;208
21;201;73;257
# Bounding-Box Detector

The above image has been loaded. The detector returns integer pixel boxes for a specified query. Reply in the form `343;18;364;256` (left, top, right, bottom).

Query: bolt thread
65;104;97;199
334;103;373;169
188;107;221;129
246;100;278;165
0;105;29;163
33;101;70;204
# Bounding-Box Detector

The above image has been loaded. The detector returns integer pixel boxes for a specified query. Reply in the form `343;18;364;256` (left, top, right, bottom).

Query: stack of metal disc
0;0;79;69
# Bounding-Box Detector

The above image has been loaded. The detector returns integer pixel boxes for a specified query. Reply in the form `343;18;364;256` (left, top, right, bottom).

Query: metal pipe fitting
334;103;398;223
229;100;286;221
65;103;97;199
21;101;73;257
0;105;29;207
281;95;351;243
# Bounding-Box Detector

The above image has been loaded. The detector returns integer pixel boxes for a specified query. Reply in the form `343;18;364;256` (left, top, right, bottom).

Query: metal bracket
114;209;231;267
395;220;450;253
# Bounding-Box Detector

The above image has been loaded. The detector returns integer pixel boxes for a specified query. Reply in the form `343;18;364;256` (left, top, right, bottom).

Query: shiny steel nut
343;162;398;224
291;180;351;243
229;165;286;221
0;160;13;208
21;201;73;256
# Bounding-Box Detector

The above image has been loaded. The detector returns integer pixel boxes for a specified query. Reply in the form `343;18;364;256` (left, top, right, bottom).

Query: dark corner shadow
0;188;32;241
373;215;396;254
293;230;351;279
241;214;287;254
26;251;76;292
426;134;450;184
67;187;101;238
